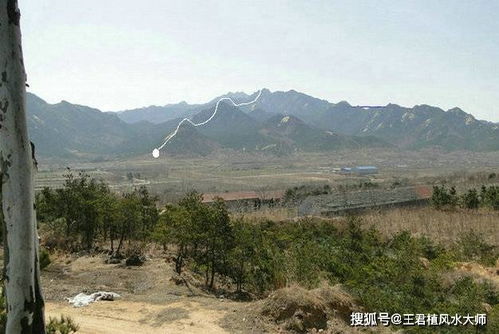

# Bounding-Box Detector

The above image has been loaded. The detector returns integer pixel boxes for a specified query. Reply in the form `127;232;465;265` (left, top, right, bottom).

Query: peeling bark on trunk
0;1;46;333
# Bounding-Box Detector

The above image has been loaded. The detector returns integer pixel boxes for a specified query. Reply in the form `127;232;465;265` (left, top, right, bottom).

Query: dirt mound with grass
455;261;499;288
259;284;359;333
311;284;359;321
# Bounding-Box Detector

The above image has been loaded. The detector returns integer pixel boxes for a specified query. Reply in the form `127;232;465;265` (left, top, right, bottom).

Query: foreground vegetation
1;172;498;332
36;171;158;253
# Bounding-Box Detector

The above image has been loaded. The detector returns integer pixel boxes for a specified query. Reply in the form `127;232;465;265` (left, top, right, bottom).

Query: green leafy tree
37;172;110;250
431;185;458;210
115;193;141;255
153;204;191;274
202;198;234;289
461;188;479;209
228;219;257;292
37;173;158;253
481;185;499;210
136;186;159;240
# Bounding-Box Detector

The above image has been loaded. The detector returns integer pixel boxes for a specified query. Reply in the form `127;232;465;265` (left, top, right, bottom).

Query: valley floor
36;149;499;202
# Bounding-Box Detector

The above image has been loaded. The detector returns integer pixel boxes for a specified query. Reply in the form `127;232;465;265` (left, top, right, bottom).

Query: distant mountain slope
317;102;499;151
246;90;499;151
117;102;202;124
262;114;387;151
118;88;499;152
27;93;174;158
154;123;220;156
115;90;263;125
254;89;332;124
191;102;272;150
26;88;499;158
27;93;141;157
248;108;278;123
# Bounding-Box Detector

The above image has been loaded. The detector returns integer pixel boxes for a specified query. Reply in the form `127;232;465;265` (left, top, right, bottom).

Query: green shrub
431;185;458;210
46;315;79;334
461;188;480;209
481;185;499;210
488;304;499;333
455;232;497;266
39;248;51;270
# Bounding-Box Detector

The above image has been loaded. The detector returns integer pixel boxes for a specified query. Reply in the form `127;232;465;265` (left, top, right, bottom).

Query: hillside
26;89;499;158
27;93;139;157
191;102;271;150
155;122;220;156
115;91;263;125
248;90;499;151
261;114;387;151
117;101;202;124
115;88;499;152
317;102;499;151
27;93;178;158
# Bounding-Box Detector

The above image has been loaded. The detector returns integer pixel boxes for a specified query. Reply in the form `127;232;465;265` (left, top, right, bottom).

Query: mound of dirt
259;284;360;333
455;262;499;288
261;286;329;333
311;284;359;321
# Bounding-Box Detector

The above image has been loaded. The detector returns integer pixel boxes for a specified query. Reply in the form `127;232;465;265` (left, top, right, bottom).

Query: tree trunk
209;260;215;289
175;245;184;274
174;255;183;275
0;1;46;332
116;230;125;255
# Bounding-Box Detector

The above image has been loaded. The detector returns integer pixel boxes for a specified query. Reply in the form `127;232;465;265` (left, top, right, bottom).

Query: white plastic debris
66;291;121;307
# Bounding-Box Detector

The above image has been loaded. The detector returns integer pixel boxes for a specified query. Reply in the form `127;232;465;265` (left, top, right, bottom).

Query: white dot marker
152;148;160;158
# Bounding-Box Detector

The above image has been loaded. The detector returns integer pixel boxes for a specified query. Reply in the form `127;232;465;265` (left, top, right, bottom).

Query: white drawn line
152;90;262;158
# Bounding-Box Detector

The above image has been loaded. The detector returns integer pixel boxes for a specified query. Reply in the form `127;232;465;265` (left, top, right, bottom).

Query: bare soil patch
42;255;254;334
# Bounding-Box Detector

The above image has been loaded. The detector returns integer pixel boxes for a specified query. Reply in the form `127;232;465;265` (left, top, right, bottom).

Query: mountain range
26;89;499;158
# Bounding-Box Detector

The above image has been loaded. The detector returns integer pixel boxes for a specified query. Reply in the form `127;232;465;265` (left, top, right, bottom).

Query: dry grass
260;285;329;332
361;207;499;246
37;149;499;202
243;205;499;247
233;207;298;221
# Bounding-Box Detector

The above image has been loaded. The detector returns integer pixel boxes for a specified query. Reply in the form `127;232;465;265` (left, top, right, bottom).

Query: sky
19;0;499;121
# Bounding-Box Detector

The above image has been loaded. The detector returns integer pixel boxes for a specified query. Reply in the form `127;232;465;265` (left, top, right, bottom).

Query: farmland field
36;148;499;204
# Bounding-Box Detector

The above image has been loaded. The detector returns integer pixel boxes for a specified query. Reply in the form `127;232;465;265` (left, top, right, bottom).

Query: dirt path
46;299;232;334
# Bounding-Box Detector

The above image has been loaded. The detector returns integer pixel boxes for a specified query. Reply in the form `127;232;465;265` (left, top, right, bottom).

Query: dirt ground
42;255;258;334
41;253;499;334
46;300;233;334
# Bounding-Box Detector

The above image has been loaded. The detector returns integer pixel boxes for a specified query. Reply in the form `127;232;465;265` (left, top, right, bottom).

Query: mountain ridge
25;89;499;158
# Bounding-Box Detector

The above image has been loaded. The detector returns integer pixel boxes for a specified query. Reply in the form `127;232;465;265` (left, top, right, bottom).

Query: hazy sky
20;0;499;121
